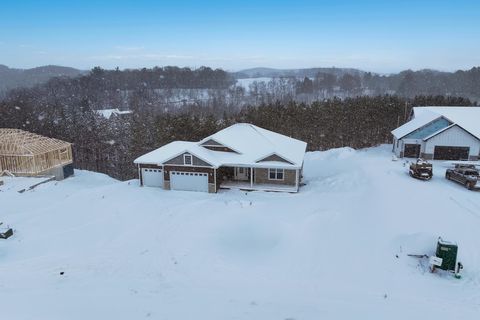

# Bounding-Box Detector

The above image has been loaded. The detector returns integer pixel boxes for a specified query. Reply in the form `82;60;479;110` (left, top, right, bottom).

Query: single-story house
134;123;307;193
0;129;74;180
392;106;480;160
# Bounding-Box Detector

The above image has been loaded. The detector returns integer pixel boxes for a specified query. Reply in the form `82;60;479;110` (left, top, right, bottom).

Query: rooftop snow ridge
249;124;276;148
392;106;480;140
135;123;307;168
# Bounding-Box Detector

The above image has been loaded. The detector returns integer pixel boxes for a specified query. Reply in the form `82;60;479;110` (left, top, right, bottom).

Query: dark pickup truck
445;165;480;190
409;159;433;180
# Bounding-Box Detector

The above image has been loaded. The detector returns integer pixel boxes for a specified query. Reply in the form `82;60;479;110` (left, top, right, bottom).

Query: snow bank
1;145;480;319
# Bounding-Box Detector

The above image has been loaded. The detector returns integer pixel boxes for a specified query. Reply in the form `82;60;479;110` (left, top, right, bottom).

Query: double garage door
433;146;470;160
170;171;209;192
142;168;164;187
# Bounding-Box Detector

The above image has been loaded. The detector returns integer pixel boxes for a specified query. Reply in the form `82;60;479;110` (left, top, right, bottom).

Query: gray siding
257;154;293;164
201;139;223;146
254;168;297;186
164;152;212;167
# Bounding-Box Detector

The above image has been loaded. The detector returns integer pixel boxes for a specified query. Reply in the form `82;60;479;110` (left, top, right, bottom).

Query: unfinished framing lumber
0;129;73;176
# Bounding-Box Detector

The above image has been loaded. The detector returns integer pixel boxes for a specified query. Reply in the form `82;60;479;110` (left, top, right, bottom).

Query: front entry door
235;167;249;181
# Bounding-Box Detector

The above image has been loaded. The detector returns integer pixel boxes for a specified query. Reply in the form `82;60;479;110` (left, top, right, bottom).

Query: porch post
214;168;217;191
138;164;142;186
250;167;253;188
295;169;299;191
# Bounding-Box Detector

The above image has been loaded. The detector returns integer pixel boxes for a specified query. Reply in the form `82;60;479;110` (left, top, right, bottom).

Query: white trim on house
134;124;307;170
392;107;480;160
295;169;299;191
199;137;242;154
164;164;214;169
268;168;285;181
392;107;480;140
255;152;295;165
424;124;480;142
159;147;218;168
183;154;193;165
214;168;217;191
138;164;142;186
134;123;307;193
425;125;480;158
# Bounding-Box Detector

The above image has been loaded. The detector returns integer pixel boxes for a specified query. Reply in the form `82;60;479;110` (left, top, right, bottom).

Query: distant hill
233;67;366;79
0;65;84;95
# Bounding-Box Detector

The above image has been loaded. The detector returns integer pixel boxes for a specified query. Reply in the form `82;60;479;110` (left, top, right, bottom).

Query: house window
184;154;193;165
268;168;284;180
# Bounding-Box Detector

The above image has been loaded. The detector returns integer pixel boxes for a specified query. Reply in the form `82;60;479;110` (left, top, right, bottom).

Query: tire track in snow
449;196;480;219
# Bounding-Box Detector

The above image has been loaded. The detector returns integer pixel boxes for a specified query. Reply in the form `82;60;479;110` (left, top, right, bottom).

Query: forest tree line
0;75;474;180
294;67;480;102
2;65;480;106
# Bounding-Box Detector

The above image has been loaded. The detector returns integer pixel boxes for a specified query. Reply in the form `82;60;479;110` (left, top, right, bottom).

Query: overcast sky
0;0;479;72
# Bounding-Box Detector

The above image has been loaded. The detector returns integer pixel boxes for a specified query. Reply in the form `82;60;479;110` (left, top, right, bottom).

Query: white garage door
142;168;163;187
170;171;209;192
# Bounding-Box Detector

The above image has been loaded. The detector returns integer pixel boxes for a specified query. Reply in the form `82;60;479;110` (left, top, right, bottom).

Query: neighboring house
0;129;74;180
95;108;133;119
392;106;480;160
134;123;307;193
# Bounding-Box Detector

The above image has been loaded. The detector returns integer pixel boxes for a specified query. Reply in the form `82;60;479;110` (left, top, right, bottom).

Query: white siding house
392;107;480;161
424;125;480;160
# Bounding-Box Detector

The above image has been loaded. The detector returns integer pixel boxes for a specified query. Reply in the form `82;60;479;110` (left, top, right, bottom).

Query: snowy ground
236;77;272;91
1;145;480;320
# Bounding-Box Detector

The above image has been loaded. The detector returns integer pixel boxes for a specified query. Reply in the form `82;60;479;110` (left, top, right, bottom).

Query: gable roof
391;112;441;139
0;128;71;156
134;123;307;169
133;141;221;167
199;123;307;167
423;123;480;142
255;153;295;165
392;106;480;140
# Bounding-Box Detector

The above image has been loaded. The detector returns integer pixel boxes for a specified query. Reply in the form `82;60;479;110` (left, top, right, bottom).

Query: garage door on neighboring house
141;168;164;187
404;144;421;158
170;171;209;192
433;146;470;160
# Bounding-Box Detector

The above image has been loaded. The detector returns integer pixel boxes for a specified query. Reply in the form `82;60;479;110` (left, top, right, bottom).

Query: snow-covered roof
95;108;132;119
134;123;307;169
392;106;480;140
133;141;223;167
391;111;440;139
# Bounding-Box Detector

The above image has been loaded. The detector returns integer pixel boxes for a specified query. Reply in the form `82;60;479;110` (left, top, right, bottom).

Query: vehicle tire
445;172;450;180
466;181;474;190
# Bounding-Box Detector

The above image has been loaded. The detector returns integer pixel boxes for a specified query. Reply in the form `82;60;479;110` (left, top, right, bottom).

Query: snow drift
1;145;479;320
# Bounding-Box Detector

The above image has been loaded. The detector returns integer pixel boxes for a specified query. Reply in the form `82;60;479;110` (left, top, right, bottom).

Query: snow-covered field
236;77;272;90
1;145;480;319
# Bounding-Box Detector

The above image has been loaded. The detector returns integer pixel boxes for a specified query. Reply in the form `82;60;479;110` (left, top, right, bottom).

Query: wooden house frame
0;129;73;176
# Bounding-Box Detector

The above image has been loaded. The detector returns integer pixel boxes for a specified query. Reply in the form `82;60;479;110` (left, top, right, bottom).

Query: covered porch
219;180;298;192
216;165;300;193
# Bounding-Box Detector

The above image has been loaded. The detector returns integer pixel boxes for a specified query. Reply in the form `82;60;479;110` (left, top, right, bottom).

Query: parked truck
409;159;433;180
445;164;479;190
